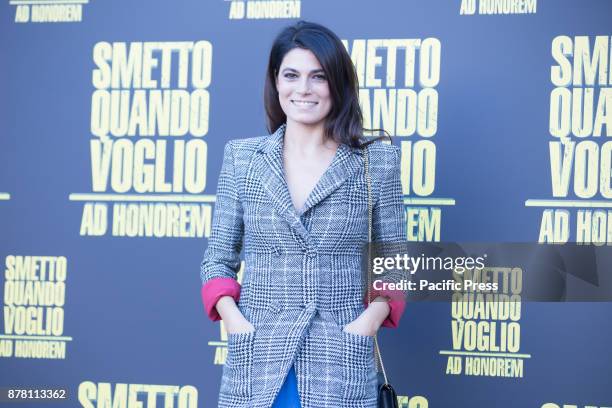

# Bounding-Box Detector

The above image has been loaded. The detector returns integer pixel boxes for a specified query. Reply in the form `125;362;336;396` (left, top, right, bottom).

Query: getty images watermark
364;242;612;302
371;252;493;292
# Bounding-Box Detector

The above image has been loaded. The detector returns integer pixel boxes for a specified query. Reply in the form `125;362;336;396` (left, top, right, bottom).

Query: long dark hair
264;20;389;148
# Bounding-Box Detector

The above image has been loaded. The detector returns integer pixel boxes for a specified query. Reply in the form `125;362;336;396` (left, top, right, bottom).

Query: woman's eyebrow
281;67;325;74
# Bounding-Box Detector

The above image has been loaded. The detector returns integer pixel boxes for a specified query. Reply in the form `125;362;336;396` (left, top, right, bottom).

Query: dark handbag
364;145;400;408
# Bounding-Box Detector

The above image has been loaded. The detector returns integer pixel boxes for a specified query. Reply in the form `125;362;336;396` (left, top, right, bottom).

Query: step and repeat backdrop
1;0;611;407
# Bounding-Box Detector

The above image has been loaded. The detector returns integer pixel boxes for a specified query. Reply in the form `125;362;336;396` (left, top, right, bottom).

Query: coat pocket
325;310;377;402
341;329;377;401
220;300;281;399
221;331;256;398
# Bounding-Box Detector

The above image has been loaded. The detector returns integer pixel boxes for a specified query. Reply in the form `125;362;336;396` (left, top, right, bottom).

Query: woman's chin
286;115;326;127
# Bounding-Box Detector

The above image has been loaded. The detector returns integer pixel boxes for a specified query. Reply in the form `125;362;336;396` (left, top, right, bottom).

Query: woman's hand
225;316;255;334
216;296;255;334
342;297;390;337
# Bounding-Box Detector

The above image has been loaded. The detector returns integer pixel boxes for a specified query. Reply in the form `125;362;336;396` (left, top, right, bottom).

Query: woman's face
275;48;333;128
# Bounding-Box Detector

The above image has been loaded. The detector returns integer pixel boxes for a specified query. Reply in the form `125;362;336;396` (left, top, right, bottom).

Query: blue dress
271;364;301;407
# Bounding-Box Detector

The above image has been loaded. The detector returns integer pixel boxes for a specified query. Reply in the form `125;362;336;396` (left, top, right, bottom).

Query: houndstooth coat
200;123;406;408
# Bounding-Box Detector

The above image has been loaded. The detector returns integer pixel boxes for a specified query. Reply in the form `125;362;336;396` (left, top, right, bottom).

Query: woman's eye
283;73;325;80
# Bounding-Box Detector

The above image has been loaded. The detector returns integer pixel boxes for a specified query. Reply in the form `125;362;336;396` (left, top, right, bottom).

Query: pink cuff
201;277;241;321
364;288;406;329
380;298;406;328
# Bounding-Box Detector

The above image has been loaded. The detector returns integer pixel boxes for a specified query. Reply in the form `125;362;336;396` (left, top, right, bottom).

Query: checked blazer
200;123;407;408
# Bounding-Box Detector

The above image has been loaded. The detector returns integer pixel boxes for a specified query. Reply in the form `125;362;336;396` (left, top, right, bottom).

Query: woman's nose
296;78;311;94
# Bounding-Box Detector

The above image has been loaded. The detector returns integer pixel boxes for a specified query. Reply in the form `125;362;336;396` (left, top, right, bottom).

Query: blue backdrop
1;0;611;407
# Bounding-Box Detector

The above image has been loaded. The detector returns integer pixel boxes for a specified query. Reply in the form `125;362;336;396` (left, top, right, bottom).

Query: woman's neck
283;120;338;156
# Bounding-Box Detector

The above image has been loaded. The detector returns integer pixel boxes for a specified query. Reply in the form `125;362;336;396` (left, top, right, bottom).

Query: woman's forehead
280;48;323;71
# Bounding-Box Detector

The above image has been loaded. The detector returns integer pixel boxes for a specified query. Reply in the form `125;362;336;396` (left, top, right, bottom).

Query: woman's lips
291;99;318;106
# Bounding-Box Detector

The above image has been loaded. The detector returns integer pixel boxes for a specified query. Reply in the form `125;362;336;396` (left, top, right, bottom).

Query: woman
200;20;406;408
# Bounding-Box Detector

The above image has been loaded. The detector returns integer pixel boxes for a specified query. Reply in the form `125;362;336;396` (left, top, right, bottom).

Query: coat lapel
255;123;364;246
300;142;363;215
255;124;311;246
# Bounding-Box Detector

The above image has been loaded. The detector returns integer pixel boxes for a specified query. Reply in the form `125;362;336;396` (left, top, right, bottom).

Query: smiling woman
275;49;332;128
273;47;338;214
263;22;378;150
200;20;407;408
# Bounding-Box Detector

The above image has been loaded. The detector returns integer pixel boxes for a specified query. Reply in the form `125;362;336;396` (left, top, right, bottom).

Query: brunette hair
264;20;390;148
